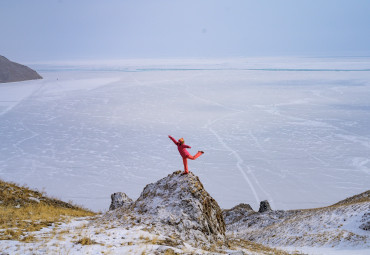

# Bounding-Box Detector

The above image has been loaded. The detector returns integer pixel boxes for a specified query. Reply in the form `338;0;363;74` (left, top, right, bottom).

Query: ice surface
1;57;369;212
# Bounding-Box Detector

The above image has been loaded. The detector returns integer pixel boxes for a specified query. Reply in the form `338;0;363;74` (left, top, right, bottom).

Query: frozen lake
1;57;369;212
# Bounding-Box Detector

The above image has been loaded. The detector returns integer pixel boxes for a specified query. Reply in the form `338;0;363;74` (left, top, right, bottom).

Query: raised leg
188;151;204;160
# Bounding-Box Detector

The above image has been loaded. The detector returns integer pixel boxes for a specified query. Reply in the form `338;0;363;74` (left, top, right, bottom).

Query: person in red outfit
169;135;204;174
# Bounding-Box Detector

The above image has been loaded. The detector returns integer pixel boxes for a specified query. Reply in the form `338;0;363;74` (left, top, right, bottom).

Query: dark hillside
0;55;42;83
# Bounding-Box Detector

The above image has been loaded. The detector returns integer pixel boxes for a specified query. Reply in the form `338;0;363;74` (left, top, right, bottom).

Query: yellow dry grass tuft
76;236;97;245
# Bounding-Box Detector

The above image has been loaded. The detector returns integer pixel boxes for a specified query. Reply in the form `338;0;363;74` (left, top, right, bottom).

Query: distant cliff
0;55;42;83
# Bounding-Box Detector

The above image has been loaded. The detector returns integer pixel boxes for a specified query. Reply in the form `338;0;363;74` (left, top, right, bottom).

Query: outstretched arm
184;144;191;149
168;135;178;145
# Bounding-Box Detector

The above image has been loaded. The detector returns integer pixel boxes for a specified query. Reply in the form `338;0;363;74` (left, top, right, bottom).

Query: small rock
228;251;245;255
360;222;370;231
155;247;178;255
223;203;255;225
258;200;272;213
359;212;370;231
109;192;133;210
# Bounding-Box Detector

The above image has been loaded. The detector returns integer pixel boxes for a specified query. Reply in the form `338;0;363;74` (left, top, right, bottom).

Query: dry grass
163;248;177;255
150;235;158;244
228;238;302;255
332;190;370;206
292;190;370;213
76;236;97;245
0;179;95;241
142;236;150;242
154;238;177;246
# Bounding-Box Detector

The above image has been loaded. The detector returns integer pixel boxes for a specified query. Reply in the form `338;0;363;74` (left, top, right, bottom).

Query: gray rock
223;203;255;225
258;200;272;213
360;222;370;231
133;170;226;245
109;192;133;210
359;212;370;231
0;55;42;83
154;247;177;255
228;251;245;255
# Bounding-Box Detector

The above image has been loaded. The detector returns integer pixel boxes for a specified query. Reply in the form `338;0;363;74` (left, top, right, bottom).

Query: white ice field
0;57;369;212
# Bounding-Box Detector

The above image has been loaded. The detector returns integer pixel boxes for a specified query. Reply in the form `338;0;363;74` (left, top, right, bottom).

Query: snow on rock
109;192;133;211
28;196;41;203
135;170;226;244
104;170;226;248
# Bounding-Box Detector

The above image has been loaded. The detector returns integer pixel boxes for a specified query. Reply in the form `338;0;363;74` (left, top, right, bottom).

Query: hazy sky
1;0;370;62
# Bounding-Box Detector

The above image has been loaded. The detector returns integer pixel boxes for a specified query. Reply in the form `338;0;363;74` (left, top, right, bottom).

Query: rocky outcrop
223;200;274;226
223;203;255;225
225;198;370;248
109;192;133;211
258;200;272;213
0;55;42;83
104;170;226;248
102;175;370;252
225;201;297;232
134;170;226;245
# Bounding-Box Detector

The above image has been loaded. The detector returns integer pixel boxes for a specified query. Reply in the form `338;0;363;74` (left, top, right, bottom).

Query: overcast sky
1;0;370;62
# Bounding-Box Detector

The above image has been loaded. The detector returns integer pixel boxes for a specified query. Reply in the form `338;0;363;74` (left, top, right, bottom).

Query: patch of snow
28;196;40;203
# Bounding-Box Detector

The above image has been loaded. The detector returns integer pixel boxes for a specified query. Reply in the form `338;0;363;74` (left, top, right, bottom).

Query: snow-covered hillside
225;191;370;254
1;172;368;254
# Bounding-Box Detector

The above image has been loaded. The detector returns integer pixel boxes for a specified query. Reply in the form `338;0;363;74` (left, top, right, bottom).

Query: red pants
182;151;203;174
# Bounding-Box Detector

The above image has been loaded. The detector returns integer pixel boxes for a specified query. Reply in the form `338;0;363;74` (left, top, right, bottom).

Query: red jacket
169;136;191;158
